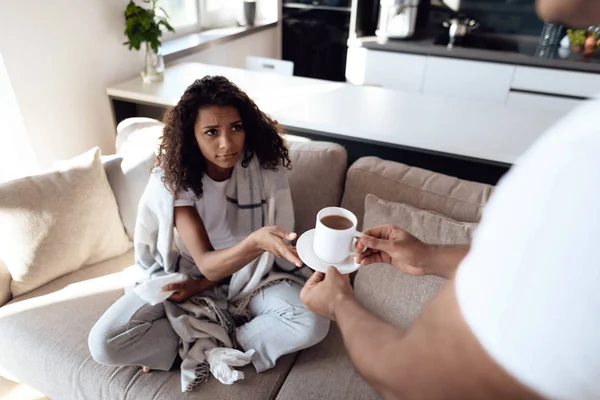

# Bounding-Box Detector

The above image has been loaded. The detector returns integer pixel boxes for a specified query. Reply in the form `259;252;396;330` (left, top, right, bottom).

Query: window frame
161;0;239;40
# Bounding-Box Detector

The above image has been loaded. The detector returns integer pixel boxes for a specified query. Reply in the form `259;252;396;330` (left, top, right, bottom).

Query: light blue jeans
88;281;329;373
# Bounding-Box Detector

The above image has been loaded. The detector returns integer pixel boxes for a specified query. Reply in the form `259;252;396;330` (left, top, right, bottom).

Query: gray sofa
0;140;492;400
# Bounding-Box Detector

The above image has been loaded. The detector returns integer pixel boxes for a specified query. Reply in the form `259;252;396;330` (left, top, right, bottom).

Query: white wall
0;0;279;172
175;26;280;68
0;0;145;170
0;51;38;182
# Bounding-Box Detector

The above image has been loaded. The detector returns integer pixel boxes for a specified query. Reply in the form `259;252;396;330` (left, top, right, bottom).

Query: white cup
313;207;362;264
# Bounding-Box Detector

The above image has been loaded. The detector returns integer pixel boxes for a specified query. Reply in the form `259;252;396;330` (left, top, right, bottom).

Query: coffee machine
376;0;421;39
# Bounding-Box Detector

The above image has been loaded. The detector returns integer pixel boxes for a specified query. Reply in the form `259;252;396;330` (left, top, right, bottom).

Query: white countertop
107;62;564;164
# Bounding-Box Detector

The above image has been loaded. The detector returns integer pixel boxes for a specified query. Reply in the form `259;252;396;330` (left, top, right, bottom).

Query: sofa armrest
0;259;12;306
101;153;155;241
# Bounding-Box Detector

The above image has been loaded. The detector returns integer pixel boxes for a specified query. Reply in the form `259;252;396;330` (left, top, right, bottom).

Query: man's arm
357;225;470;279
302;269;541;400
423;244;470;279
335;282;541;400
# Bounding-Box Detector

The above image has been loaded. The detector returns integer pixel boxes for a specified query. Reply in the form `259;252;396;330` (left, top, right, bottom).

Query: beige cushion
1;250;295;400
286;141;347;237
276;324;379;400
0;259;10;306
341;157;493;229
354;195;478;328
0;147;132;297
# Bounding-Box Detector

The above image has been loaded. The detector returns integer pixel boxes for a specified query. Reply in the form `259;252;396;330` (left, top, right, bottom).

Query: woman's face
194;105;246;177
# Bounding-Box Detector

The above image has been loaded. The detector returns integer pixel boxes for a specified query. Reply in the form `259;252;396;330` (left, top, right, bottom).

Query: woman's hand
163;279;206;303
249;226;302;267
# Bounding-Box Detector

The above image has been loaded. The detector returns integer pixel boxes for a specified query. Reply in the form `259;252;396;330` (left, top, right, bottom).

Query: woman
88;76;329;388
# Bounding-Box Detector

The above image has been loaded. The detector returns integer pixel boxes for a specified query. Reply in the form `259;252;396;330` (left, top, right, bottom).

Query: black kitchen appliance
351;0;430;39
282;0;351;81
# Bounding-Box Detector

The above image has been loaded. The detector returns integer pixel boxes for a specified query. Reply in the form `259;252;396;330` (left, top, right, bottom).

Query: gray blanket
134;155;307;391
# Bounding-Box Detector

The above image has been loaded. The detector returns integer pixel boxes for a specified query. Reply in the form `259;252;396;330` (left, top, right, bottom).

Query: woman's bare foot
142;366;150;373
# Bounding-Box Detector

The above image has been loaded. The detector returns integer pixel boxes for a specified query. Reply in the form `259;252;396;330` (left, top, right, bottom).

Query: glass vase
141;43;165;84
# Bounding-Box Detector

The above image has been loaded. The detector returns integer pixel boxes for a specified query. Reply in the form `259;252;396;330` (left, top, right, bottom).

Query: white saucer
296;229;360;275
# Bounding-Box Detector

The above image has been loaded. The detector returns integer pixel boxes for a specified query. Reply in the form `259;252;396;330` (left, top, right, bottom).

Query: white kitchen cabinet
422;57;515;103
346;47;426;93
511;66;600;98
346;45;600;109
506;91;582;114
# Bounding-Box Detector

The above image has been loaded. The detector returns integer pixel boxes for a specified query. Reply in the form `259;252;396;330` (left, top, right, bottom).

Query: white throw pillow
0;147;132;297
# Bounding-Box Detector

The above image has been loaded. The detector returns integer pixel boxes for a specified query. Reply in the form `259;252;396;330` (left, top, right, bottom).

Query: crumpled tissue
133;273;187;305
204;347;256;385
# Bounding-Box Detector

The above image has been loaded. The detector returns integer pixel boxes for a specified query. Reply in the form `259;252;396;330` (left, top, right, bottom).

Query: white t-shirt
174;175;238;255
456;99;600;400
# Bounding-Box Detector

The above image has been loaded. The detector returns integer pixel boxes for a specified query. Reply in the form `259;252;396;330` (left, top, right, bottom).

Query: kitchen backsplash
431;0;544;36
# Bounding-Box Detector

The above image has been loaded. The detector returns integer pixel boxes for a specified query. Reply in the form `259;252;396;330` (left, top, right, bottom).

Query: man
300;1;600;398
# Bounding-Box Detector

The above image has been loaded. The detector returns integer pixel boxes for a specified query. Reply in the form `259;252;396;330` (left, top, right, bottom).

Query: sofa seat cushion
286;141;347;237
0;250;296;400
275;324;379;400
6;250;137;304
341;157;493;229
355;195;478;328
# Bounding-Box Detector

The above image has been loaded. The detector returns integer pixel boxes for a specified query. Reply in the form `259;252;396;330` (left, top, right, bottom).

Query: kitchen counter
351;35;600;74
107;62;563;166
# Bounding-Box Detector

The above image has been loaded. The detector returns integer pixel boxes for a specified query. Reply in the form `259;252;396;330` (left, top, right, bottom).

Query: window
200;0;237;28
160;0;199;31
159;0;238;38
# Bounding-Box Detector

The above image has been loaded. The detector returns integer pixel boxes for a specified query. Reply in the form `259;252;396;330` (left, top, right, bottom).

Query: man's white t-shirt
174;175;238;255
456;99;600;399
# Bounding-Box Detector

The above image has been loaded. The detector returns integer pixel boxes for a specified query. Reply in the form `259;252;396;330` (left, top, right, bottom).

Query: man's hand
163;279;206;303
356;225;429;276
300;266;354;321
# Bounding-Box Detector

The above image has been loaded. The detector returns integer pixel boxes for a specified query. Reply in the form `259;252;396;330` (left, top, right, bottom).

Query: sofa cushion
354;195;478;328
0;147;132;297
1;251;296;400
0;259;10;307
286;141;347;237
341;157;493;229
275;324;379;400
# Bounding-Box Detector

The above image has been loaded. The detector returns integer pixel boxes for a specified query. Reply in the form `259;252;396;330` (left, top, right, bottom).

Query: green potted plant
124;0;175;83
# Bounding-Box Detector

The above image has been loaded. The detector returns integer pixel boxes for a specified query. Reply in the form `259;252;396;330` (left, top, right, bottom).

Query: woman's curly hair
156;75;291;197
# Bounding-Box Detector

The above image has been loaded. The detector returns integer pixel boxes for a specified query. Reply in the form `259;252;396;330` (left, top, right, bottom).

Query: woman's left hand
248;226;303;267
163;279;205;303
